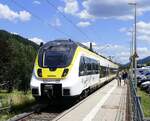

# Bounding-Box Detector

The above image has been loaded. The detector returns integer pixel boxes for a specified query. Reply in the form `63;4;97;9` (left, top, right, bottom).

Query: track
9;79;115;121
10;93;95;121
10;97;82;121
20;105;64;121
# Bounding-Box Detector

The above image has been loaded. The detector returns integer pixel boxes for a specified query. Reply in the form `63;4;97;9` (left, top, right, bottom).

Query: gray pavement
53;79;127;121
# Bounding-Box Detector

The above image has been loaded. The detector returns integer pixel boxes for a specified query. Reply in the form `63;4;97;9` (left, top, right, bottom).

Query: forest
0;30;39;93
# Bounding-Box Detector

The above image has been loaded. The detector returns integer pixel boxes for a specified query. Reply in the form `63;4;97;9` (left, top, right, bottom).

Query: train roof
42;39;119;66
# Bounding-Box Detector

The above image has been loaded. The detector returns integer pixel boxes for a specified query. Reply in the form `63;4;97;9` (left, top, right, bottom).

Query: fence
128;78;150;121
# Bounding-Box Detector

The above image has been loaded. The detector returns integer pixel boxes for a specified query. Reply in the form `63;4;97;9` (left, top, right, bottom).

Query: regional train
30;39;119;101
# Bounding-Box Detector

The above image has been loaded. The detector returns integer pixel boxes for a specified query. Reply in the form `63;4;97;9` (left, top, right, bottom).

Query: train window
44;51;67;68
38;41;77;68
91;59;99;74
48;45;71;52
79;57;86;76
100;66;107;78
85;58;91;70
84;57;91;74
79;56;100;76
91;59;95;69
96;62;100;74
109;68;117;75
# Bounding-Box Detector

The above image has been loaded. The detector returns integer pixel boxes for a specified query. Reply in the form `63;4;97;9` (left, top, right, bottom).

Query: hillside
138;56;150;65
0;30;39;92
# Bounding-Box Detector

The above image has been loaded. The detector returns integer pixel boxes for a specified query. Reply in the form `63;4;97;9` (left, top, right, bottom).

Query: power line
11;0;72;38
46;0;91;40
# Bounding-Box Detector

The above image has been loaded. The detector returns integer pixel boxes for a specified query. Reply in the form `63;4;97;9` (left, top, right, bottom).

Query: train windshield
38;40;77;68
44;51;68;68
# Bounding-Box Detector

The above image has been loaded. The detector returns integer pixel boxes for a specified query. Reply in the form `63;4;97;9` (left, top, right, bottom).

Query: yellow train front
30;39;118;102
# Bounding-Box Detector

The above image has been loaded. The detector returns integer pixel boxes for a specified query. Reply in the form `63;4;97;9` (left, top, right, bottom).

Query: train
30;39;119;102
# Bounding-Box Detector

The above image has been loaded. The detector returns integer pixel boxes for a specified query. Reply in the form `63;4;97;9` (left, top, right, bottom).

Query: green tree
0;30;38;93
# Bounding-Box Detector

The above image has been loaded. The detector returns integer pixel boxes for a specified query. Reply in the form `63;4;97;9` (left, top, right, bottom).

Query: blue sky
0;0;150;64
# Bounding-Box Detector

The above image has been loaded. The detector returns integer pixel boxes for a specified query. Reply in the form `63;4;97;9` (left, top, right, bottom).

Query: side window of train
91;59;99;74
110;68;117;74
106;67;109;76
100;66;107;78
84;57;91;75
79;56;86;76
79;57;100;76
91;59;95;74
98;63;101;74
96;61;100;74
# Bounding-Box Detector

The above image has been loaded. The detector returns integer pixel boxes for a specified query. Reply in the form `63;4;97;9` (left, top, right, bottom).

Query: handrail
128;77;150;121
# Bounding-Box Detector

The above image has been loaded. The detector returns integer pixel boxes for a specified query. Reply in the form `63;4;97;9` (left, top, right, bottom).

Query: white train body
30;40;118;99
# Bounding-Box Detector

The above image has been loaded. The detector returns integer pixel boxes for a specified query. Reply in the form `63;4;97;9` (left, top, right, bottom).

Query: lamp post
129;30;134;84
128;2;138;90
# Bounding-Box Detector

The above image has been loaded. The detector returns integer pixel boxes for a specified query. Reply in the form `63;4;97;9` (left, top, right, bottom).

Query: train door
85;57;92;87
98;62;101;83
106;65;109;81
79;56;91;89
90;59;100;86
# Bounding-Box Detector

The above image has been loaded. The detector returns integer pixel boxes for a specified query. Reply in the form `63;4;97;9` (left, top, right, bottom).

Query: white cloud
19;11;31;21
119;27;128;33
0;3;31;22
77;10;95;19
107;45;130;64
77;21;91;27
64;0;79;15
57;6;64;12
11;32;19;35
51;18;61;27
80;0;131;20
33;1;41;5
136;21;150;43
59;0;150;21
137;47;150;58
0;3;18;21
81;42;130;64
120;21;150;43
116;15;133;21
137;21;150;34
119;27;133;36
81;0;150;20
137;35;150;42
30;37;45;45
119;21;150;62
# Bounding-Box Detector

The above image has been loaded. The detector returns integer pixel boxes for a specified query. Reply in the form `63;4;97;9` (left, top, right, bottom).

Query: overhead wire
11;0;72;38
46;0;91;41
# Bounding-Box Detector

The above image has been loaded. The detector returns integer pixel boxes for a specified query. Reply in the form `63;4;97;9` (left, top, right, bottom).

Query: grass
0;90;35;121
138;88;150;117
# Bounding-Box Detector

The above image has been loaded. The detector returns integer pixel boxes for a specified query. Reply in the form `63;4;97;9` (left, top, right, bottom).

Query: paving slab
53;79;127;121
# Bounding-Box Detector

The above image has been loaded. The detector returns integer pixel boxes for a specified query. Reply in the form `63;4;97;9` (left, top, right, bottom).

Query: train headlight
37;68;42;77
62;68;69;77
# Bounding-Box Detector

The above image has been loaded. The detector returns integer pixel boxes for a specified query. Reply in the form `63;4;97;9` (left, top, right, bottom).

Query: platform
53;79;127;121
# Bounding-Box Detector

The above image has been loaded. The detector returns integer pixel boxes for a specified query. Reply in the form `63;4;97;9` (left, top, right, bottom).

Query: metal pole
130;30;134;83
130;3;138;121
134;3;137;91
128;2;138;91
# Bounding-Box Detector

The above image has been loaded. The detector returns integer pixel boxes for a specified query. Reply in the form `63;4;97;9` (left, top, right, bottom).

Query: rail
128;77;150;121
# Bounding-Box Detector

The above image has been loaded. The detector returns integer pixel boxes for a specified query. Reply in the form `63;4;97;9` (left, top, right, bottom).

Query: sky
0;0;150;64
